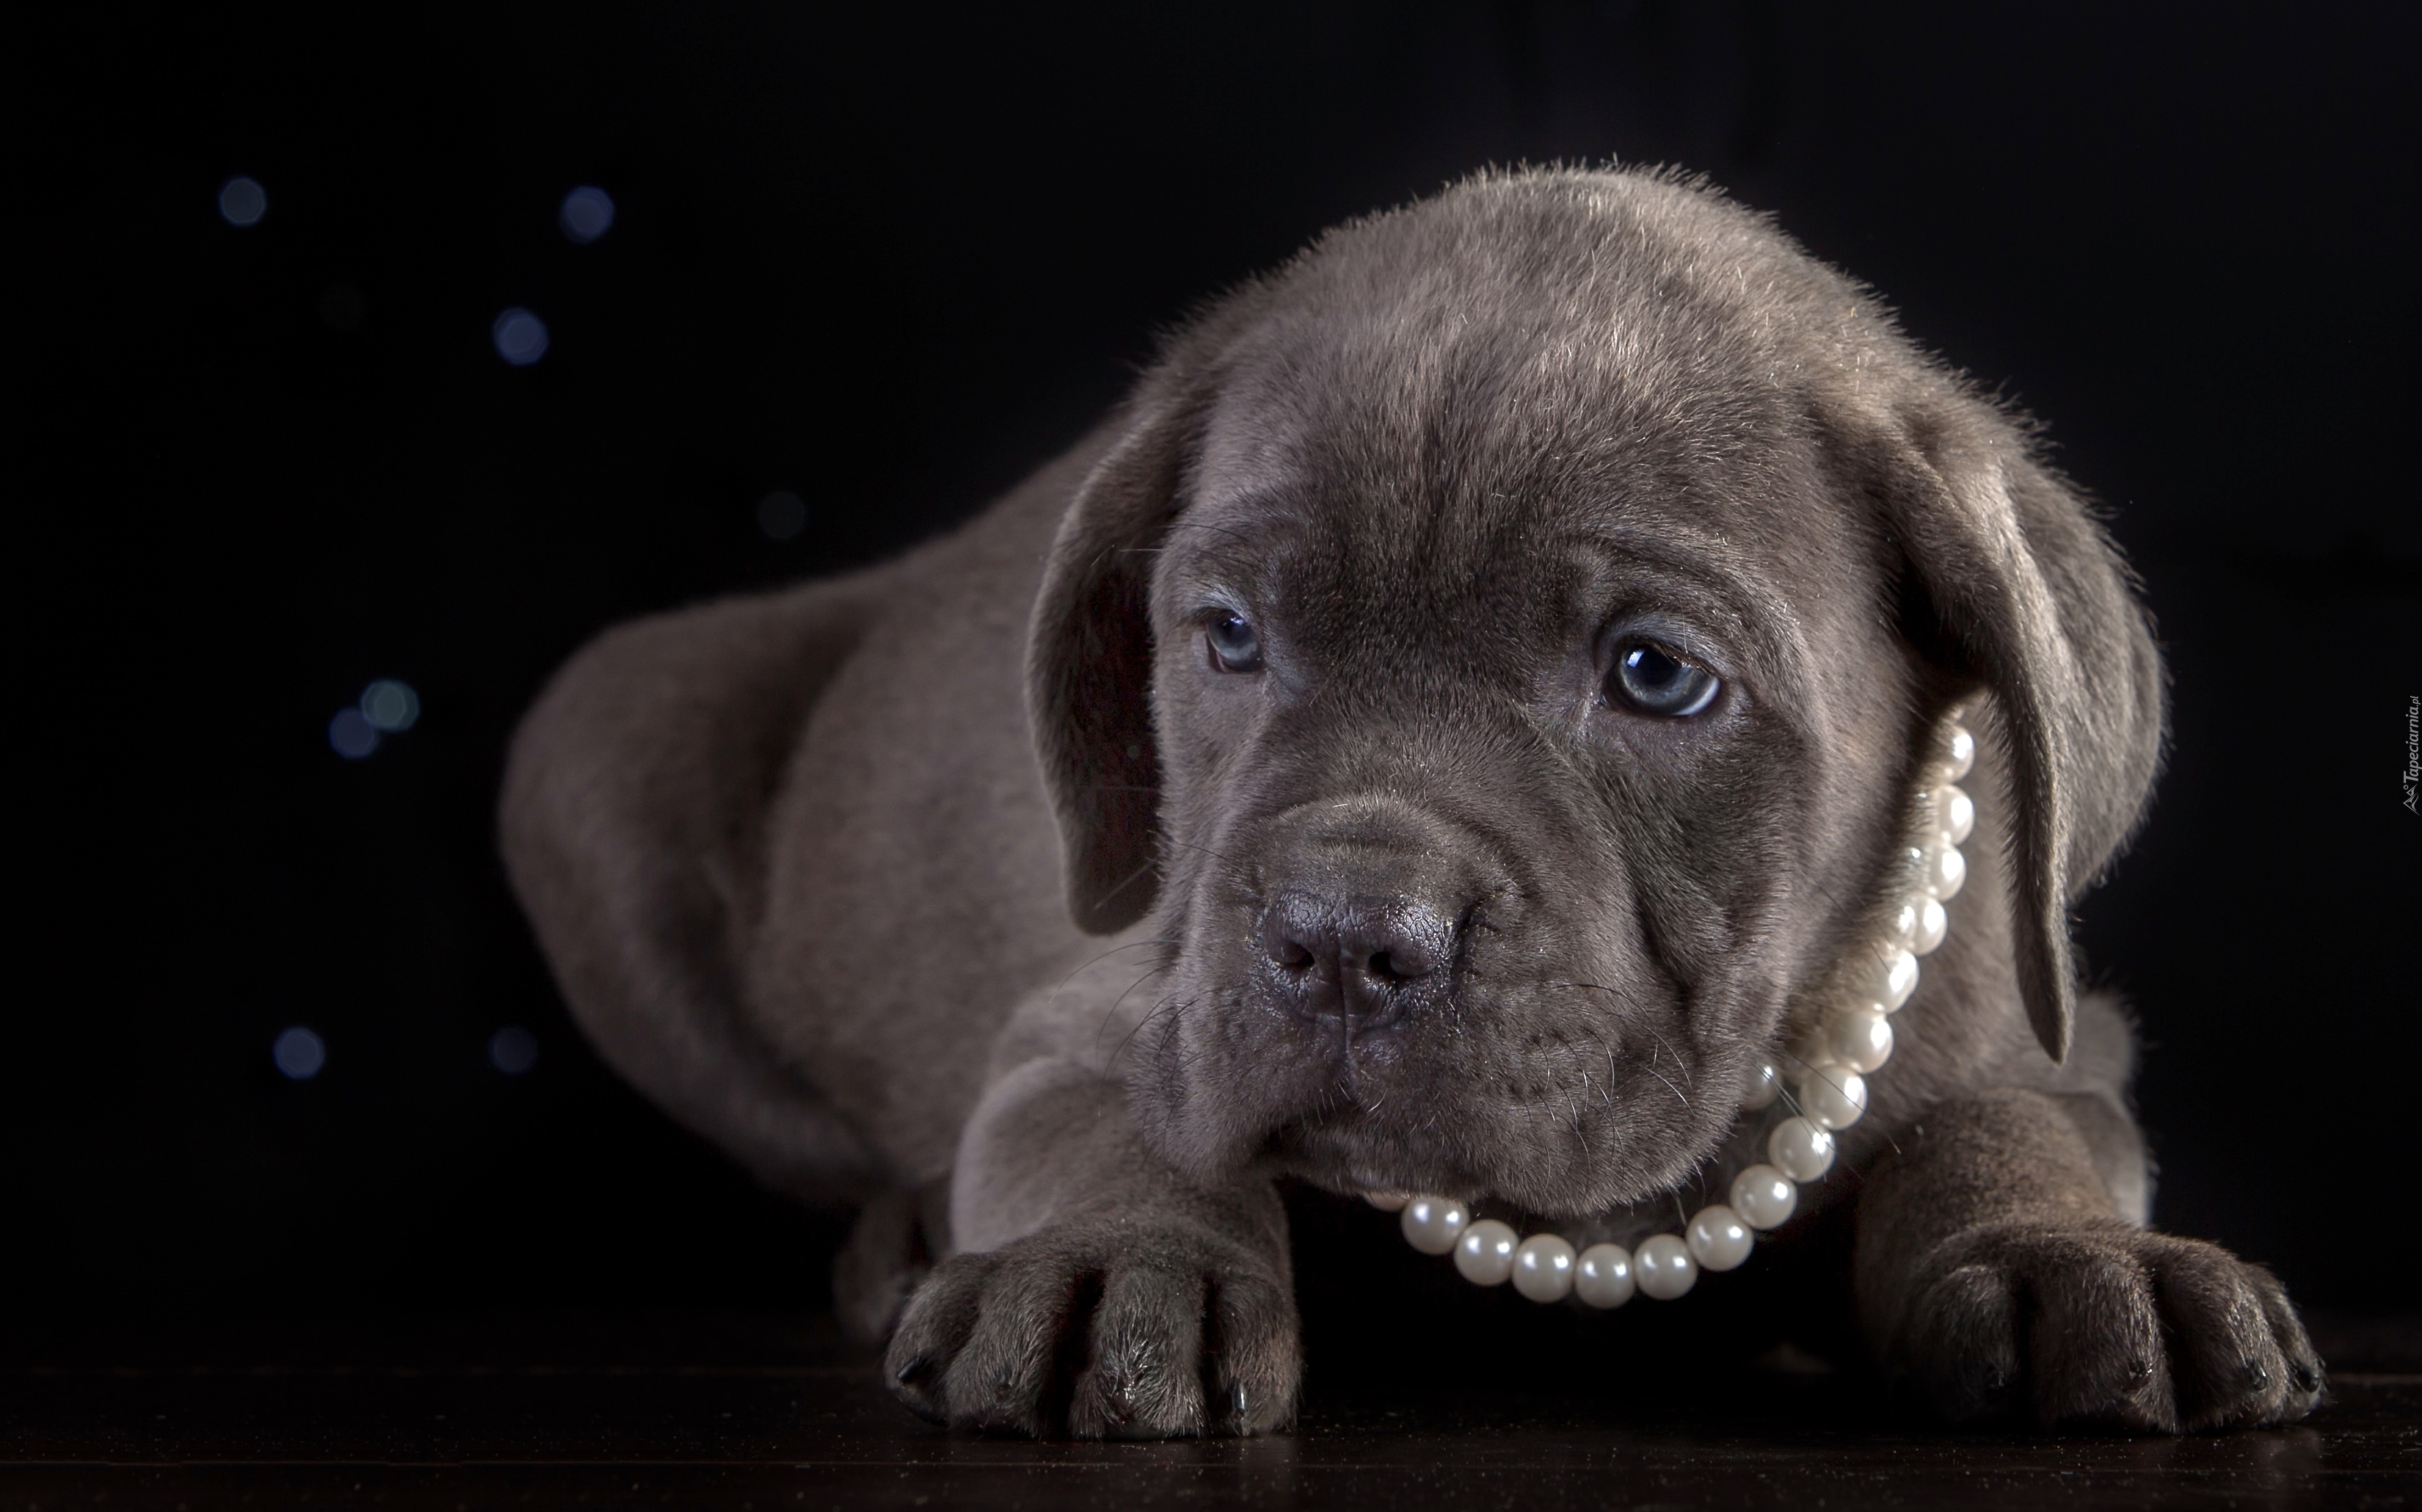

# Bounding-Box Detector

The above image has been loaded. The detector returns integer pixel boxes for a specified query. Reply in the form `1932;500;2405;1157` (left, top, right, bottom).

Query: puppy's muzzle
1244;792;1496;1040
1257;890;1453;1032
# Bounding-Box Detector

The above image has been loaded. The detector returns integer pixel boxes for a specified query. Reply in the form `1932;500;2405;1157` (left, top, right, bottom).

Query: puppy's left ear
1025;381;1210;934
1869;400;2167;1064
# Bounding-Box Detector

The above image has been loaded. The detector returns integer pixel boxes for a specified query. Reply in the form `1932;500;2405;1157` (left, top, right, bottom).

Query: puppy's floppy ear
1869;401;2166;1063
1026;383;1209;934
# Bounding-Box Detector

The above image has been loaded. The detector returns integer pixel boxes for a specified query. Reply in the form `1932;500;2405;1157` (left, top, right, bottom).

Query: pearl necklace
1363;711;1978;1307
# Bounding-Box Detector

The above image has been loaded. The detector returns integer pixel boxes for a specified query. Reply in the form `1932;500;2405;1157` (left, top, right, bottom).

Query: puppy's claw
883;1250;994;1425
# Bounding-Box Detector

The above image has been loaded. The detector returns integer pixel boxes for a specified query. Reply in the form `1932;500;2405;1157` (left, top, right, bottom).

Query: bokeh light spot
560;186;616;244
361;679;420;733
493;308;550;366
758;490;808;542
274;1026;326;1080
329;708;380;758
489;1025;539;1075
219;175;266;226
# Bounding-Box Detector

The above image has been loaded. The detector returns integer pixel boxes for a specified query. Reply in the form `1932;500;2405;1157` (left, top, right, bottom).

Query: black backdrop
21;2;2416;1323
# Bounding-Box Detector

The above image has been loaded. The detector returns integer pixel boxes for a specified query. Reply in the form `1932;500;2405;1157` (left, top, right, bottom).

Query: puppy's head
1029;170;2162;1215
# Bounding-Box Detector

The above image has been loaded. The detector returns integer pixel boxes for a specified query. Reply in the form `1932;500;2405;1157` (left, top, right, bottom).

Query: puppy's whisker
1640;1061;1691;1112
1093;859;1161;909
1546;981;1698;1086
1106;989;1191;1078
1058;937;1180;999
1642;1026;1693;1088
1769;1044;1862;1102
1160;835;1245;872
1091;962;1180;1066
1059;937;1177;1046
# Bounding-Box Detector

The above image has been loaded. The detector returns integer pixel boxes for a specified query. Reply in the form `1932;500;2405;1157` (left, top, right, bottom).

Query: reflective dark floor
3;1312;2416;1511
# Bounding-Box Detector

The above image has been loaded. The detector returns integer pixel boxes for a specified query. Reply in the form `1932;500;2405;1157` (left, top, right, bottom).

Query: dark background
19;1;2415;1329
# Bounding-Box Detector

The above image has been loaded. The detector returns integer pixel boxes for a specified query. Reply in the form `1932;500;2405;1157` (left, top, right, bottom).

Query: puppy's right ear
1866;399;2167;1065
1026;386;1208;934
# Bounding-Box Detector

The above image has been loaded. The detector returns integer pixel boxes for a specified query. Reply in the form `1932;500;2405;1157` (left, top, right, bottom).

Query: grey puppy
502;167;2321;1437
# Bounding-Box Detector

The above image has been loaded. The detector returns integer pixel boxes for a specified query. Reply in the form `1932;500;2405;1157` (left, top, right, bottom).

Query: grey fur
501;167;2316;1437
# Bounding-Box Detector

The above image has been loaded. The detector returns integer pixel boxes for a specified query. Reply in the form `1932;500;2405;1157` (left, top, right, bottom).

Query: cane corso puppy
502;167;2320;1436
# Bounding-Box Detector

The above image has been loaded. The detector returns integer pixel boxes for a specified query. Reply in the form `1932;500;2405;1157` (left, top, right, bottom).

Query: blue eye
1208;613;1263;673
1611;641;1720;716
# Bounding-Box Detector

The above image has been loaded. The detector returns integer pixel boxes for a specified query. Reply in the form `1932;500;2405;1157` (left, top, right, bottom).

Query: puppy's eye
1207;613;1264;673
1610;641;1720;716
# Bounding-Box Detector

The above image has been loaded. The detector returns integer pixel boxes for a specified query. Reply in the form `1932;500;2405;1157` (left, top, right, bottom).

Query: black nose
1259;892;1452;1031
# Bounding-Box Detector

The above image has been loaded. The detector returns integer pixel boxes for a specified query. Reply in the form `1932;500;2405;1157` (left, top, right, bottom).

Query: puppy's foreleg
883;1056;1301;1438
1855;1088;2321;1431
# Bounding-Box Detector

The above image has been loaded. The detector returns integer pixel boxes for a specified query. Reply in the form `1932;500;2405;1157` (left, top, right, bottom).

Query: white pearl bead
1917;842;1965;901
1899;896;1957;954
1728;1163;1797;1229
1454;1218;1519;1285
1885;898;1915;950
1769;1115;1837;1181
1798;1061;1868;1130
1400;1195;1468;1255
1908;891;1947;950
1512;1233;1577;1303
1574;1243;1635;1308
1929;782;1976;845
1740;1055;1783;1111
1363;1191;1408;1213
1687;1204;1754;1271
1634;1232;1698;1300
1850;947;1921;1013
1930;723;1976;784
1822;1004;1894;1072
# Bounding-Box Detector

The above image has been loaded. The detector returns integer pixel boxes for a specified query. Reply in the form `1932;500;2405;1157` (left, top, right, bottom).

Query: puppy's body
503;446;1094;1200
503;169;2319;1434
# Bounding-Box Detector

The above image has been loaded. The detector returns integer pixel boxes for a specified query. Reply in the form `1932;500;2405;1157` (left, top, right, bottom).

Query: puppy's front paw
881;1215;1300;1439
1902;1221;2322;1431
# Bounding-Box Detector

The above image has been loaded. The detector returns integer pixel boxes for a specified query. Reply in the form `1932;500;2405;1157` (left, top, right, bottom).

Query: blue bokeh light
274;1026;327;1080
489;1025;539;1075
560;186;616;244
219;175;266;226
493;308;550;366
758;490;807;542
361;679;419;733
329;708;380;758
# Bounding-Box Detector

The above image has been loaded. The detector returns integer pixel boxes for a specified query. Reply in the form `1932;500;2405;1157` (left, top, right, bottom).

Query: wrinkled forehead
1161;277;1877;690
